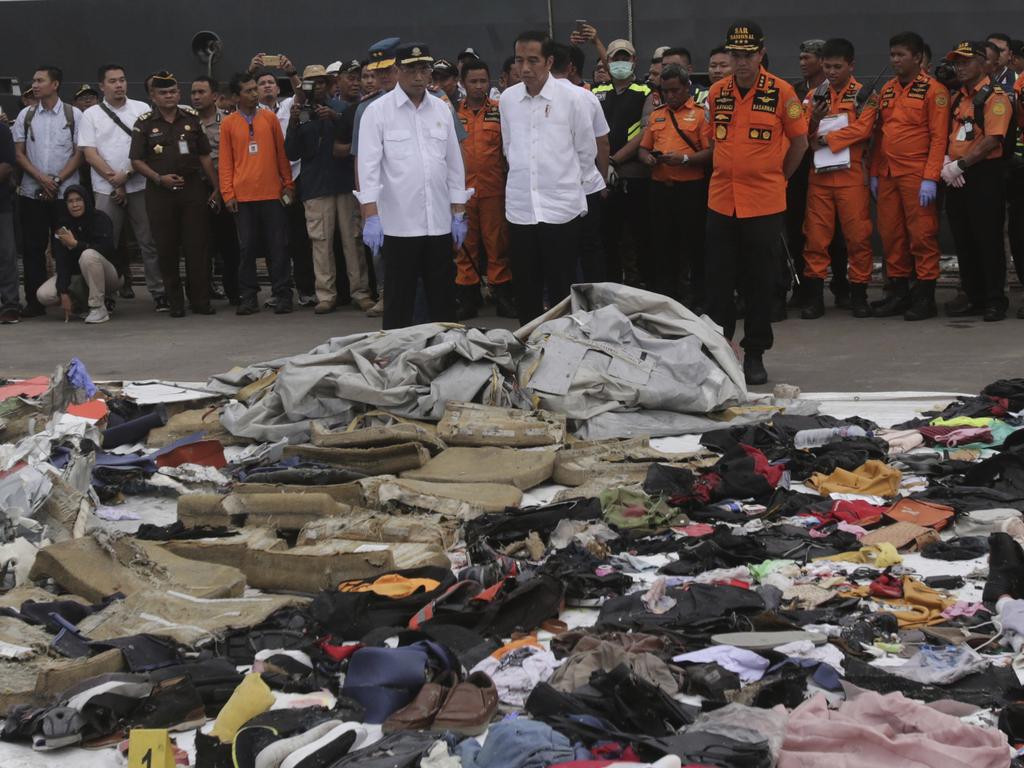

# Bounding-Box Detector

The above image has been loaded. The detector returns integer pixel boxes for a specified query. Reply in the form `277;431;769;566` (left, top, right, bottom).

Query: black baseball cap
432;58;457;77
725;20;764;53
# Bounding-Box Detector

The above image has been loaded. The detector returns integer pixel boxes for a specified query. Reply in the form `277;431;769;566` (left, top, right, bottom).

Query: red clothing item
219;108;294;202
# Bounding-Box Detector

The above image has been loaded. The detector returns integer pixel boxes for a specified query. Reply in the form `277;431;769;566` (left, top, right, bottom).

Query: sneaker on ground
264;296;278;308
298;293;317;307
0;307;19;324
366;299;384;317
355;296;376;312
119;284;135;299
84;307;110;324
154;296;171;312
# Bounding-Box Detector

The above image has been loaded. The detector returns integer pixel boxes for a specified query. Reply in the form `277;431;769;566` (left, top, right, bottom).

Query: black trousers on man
382;234;456;330
602;177;653;286
288;177;314;297
509;218;581;325
236;199;290;307
579;192;606;283
19;196;62;314
209;204;240;302
706;210;783;353
946;159;1007;311
650;179;707;305
1007;169;1024;287
144;176;210;312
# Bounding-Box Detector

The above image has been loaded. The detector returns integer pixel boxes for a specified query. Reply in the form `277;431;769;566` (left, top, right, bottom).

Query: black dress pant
209;203;240;301
1007;168;1024;287
288;178;314;296
579;192;606;283
706;210;783;354
601;177;653;286
509;218;581;325
19;196;63;311
650;179;707;304
382;234;456;330
946;159;1007;309
144;176;210;311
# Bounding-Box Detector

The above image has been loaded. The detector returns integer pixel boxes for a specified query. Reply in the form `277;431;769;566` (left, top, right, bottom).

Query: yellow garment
816;543;902;568
846;577;956;628
338;574;441;598
210;672;274;743
807;460;902;497
930;416;993;428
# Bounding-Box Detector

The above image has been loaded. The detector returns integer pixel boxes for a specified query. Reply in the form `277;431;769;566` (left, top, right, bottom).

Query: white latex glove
941;159;966;187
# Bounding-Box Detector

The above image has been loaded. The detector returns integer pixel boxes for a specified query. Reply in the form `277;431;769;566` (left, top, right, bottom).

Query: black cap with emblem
725;21;764;53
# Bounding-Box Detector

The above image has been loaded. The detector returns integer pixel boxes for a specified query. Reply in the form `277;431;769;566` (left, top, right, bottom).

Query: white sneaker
366;298;384;318
84;307;110;324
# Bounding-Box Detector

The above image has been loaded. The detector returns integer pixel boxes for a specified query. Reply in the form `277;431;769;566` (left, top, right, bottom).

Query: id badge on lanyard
248;142;259;155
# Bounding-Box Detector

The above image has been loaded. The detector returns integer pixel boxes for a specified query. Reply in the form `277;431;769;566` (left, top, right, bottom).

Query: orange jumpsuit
828;72;949;282
456;98;510;287
802;77;874;285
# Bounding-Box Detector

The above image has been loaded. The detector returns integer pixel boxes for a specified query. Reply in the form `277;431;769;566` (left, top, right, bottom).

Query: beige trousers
36;249;123;308
303;193;370;304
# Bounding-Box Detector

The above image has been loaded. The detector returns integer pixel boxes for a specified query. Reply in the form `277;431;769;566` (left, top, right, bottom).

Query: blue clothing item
284;98;350;201
457;720;579;768
66;357;97;398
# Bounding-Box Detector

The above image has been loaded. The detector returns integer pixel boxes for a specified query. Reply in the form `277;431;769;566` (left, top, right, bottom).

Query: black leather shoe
743;353;768;386
236;302;259;316
984;305;1007;322
944;295;984;317
169;307;186;318
192;305;217;315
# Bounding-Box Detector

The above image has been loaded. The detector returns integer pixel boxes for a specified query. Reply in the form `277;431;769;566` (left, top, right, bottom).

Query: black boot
493;283;518;318
743;352;768;386
849;284;871;318
872;278;911;317
800;278;825;319
455;284;481;321
903;279;937;321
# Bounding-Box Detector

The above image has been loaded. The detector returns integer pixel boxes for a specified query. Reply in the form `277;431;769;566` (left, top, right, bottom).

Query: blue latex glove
868;176;879;200
918;179;937;207
362;214;383;256
452;212;468;250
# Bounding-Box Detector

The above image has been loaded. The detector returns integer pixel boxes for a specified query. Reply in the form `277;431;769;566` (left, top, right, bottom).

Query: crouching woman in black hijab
36;185;122;323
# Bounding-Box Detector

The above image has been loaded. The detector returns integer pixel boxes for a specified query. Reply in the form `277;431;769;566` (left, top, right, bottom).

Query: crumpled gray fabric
211;325;523;443
516;284;748;439
210;284;753;443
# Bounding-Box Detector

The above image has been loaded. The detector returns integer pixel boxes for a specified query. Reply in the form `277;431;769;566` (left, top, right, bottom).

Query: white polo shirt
78;98;150;194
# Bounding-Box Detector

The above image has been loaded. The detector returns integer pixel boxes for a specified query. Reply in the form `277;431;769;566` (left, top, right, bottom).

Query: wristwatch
51;175;61;185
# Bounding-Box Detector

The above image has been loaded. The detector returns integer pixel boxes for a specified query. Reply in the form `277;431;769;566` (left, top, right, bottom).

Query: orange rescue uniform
639;97;711;182
802;77;874;285
707;68;807;218
456;98;510;287
829;72;949;281
948;76;1012;161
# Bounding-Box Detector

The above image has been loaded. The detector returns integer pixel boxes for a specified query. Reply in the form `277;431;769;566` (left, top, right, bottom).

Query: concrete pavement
2;286;1022;395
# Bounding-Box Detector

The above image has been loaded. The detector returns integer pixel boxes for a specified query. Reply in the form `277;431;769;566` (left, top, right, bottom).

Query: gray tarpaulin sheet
210;284;753;443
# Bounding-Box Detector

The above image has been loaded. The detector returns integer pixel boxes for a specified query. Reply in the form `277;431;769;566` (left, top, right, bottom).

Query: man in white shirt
12;65;83;317
79;64;167;310
356;42;472;330
551;42;610;284
500;31;597;324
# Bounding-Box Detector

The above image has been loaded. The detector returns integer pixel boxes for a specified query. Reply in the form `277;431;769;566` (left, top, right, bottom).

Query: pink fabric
778;692;1010;768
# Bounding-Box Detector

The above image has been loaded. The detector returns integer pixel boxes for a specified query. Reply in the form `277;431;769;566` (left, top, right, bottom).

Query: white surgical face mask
609;61;635;80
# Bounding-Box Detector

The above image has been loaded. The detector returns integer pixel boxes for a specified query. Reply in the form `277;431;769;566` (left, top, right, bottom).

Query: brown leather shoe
381;672;457;734
431;671;498;736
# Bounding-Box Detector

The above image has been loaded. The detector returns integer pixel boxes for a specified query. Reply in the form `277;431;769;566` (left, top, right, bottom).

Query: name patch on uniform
714;94;735;113
654;116;666;122
752;88;780;113
907;81;930;100
484;108;500;122
748;127;773;141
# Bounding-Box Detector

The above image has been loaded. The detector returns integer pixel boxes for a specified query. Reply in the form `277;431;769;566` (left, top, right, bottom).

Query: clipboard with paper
813;113;851;173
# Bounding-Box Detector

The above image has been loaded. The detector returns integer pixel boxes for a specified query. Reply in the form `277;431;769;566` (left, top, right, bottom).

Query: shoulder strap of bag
666;107;700;153
98;102;132;136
